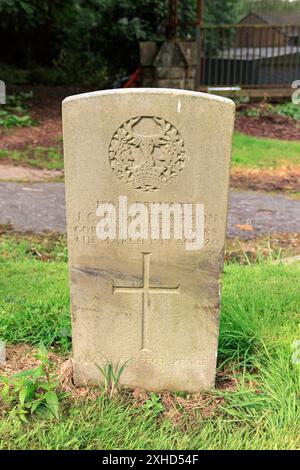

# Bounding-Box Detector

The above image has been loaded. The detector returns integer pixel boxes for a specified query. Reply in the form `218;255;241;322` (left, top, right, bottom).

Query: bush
0;91;38;129
0;0;167;85
275;102;300;121
0;1;241;86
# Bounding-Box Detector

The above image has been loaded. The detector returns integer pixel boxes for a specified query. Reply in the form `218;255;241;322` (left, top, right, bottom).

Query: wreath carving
108;116;186;192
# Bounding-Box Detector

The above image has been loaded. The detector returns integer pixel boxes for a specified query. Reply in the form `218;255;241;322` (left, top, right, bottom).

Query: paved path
0;183;66;233
0;182;299;237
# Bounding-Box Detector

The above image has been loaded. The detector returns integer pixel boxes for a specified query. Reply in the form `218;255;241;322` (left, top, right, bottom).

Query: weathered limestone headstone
62;89;235;392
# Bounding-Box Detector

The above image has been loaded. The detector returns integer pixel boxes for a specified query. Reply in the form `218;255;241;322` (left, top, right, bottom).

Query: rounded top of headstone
62;88;236;109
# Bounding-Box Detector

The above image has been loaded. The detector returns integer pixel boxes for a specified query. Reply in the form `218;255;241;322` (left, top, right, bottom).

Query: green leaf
0;383;11;403
0;376;9;385
18;410;29;423
32;365;45;382
114;358;131;384
45;391;59;419
37;342;48;361
12;369;34;379
30;400;42;414
19;386;28;406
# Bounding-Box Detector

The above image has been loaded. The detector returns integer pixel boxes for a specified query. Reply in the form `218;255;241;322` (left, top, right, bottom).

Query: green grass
2;133;299;173
0;236;299;449
0;235;69;350
0;145;63;170
232;133;300;169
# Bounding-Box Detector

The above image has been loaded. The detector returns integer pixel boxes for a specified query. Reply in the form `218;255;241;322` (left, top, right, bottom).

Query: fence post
195;25;202;89
194;0;204;89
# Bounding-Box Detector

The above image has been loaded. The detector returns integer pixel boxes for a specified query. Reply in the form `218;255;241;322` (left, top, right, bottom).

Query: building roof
241;11;300;25
258;11;300;25
220;45;300;61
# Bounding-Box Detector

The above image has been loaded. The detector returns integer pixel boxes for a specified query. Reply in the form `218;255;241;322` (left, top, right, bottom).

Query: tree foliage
0;0;168;83
3;1;295;84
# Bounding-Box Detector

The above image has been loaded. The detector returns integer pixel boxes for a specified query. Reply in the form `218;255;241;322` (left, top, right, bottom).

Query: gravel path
0;182;299;237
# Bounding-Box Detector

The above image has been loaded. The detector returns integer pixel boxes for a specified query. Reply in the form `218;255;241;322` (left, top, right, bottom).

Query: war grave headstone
62;88;235;391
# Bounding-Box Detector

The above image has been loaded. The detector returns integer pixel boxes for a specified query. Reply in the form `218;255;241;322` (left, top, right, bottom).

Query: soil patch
0;344;65;377
0;85;84;150
231;166;300;192
0;163;63;182
236;108;300;141
0;344;233;426
225;232;300;264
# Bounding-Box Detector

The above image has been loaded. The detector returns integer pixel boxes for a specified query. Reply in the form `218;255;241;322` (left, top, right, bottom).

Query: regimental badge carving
108;116;186;192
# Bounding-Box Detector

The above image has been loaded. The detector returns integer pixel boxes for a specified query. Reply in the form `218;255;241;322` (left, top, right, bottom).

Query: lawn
0;236;299;450
0;145;64;171
1;91;300;173
232;133;300;169
1;133;300;173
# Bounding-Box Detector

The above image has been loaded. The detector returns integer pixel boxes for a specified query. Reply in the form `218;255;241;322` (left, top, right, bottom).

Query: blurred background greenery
1;0;300;87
